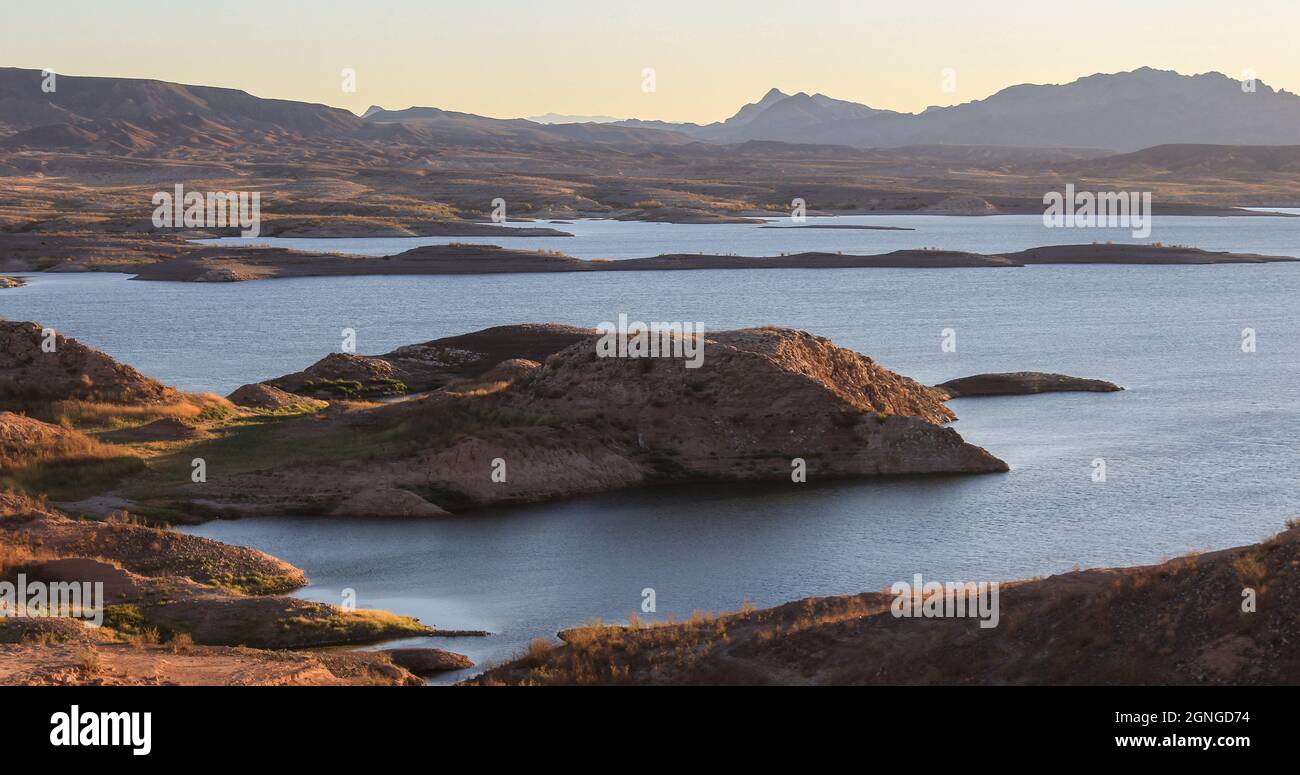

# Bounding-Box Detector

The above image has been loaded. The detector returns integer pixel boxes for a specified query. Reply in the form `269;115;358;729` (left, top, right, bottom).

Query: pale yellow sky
3;0;1297;122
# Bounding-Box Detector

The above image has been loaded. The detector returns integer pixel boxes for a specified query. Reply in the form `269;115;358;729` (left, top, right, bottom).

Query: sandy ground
0;641;418;685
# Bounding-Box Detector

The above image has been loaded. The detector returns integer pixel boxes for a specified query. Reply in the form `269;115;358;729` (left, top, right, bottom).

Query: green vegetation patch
208;571;304;596
280;605;431;644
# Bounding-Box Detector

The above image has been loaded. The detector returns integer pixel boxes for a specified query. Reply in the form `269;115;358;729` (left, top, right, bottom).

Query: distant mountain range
360;105;694;146
618;87;891;137
0;68;692;152
617;69;1300;152
3;66;1299;154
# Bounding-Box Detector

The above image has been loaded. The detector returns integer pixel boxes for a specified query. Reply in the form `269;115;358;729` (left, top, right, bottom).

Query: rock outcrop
0;502;433;650
331;488;451;518
477;358;541;384
4;319;1009;520
936;372;1123;398
0;321;175;408
226;382;328;412
267;352;408;399
171;325;1007;517
382;647;474;675
265;324;591;398
1;501;305;593
492;327;1000;482
0;494;432;686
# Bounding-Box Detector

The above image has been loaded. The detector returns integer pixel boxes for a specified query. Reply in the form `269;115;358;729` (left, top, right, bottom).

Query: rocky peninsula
758;224;915;231
0;319;1006;523
0;490;469;685
468;523;1300;686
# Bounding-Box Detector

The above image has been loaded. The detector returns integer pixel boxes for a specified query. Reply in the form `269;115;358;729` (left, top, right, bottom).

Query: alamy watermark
596;314;705;369
0;574;104;627
1043;183;1152;238
891;573;999;629
152;184;261;237
50;705;151;756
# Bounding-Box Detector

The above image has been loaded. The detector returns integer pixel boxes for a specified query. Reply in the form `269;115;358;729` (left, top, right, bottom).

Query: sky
3;0;1298;122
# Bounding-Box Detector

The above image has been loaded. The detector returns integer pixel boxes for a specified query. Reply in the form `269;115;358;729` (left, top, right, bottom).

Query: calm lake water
5;216;1298;683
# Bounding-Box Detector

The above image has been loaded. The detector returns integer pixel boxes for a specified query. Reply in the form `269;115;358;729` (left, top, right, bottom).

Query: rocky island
77;242;1300;283
936;372;1124;398
758;224;916;231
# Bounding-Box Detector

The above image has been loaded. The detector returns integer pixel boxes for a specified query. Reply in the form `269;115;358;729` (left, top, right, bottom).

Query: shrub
523;637;554;663
73;645;102;675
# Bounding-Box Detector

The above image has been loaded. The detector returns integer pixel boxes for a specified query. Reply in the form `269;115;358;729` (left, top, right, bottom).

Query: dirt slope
0;321;175;407
470;525;1300;685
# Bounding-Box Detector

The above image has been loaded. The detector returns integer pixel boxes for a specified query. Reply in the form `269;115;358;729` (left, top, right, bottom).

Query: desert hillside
0;320;175;407
470;524;1300;685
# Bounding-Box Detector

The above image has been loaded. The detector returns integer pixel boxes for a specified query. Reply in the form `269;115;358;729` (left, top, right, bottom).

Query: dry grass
523;637;555;662
124;627;161;647
0;543;34;579
0;487;47;517
0;418;144;499
0;415;131;468
1231;552;1268;586
168;632;194;653
0;491;58;575
73;645;102;675
1;393;233;499
50;392;234;431
445;380;511;397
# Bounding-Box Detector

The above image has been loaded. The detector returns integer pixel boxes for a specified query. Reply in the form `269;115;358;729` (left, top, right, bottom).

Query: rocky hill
264;323;593;398
0;67;363;152
469;524;1300;685
0;320;175;408
0;491;453;685
1;318;1006;519
149;324;1006;518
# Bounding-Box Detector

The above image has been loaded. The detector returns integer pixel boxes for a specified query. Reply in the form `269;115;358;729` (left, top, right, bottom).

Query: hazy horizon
3;0;1298;123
